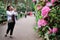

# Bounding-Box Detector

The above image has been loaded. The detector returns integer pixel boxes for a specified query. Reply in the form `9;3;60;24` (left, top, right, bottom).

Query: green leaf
34;25;38;31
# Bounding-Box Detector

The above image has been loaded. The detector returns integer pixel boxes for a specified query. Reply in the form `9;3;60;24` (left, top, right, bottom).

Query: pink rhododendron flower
53;27;58;33
48;27;58;34
38;19;47;28
51;0;57;3
41;6;51;18
37;4;41;10
32;0;36;2
46;2;52;7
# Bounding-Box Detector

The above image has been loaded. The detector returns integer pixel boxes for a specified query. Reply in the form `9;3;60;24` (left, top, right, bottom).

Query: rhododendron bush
33;0;60;40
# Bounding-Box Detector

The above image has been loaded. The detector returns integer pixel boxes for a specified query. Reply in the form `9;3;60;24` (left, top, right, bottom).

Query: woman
5;5;17;38
25;11;27;18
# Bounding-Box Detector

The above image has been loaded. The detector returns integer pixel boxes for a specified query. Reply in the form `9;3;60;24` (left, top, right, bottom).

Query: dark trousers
6;22;15;35
25;15;27;18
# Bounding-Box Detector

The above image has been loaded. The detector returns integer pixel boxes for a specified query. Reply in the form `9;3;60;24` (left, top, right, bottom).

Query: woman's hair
7;5;11;11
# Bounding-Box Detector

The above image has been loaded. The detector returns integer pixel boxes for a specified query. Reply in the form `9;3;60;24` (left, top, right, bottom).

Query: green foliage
17;3;26;13
0;1;6;22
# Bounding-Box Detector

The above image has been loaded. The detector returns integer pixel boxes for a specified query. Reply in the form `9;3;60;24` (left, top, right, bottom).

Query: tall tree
8;0;12;5
15;0;18;4
3;0;7;4
14;0;18;8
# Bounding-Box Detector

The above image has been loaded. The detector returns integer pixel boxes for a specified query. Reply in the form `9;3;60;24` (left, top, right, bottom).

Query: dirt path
0;15;42;40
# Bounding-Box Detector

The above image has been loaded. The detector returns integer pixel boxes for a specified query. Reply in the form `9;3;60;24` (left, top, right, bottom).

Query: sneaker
10;35;13;38
5;34;7;37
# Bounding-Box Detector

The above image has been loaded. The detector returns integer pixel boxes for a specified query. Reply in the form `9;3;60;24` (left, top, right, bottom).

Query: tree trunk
3;0;7;4
15;0;18;4
8;0;12;5
14;0;18;8
3;0;7;9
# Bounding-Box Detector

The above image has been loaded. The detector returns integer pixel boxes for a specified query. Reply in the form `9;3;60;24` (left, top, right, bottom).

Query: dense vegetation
0;0;33;23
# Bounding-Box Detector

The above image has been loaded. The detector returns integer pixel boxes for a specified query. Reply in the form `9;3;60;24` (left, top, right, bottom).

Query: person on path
5;5;17;38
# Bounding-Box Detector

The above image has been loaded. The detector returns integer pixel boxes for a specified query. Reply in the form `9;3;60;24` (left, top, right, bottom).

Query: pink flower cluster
38;19;47;28
38;2;51;28
48;27;58;34
46;2;52;7
41;0;58;19
51;0;57;3
41;6;51;18
37;0;58;32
